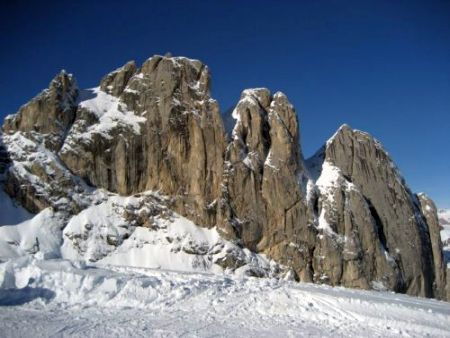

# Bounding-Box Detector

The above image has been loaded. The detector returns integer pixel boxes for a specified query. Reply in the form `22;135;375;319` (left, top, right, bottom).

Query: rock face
416;193;447;299
312;126;445;298
1;55;447;300
59;56;225;227
217;89;315;282
1;71;89;214
3;71;78;151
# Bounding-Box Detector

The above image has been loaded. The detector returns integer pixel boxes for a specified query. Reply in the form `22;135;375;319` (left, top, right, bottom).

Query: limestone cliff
1;55;446;300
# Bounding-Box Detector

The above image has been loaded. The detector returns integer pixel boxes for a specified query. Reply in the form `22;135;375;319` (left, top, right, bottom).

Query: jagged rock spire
3;70;78;150
100;60;137;97
59;55;225;228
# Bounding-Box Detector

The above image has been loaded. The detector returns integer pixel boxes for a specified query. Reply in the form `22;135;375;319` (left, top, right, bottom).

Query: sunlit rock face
59;56;226;228
315;126;446;298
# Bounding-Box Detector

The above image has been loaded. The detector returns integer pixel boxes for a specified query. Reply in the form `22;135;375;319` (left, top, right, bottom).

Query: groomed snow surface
1;257;450;338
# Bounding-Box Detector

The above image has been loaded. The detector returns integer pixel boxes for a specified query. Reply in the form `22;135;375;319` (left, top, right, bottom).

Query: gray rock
416;193;447;299
100;61;137;97
3;70;78;151
60;55;225;228
320;125;441;298
218;89;314;281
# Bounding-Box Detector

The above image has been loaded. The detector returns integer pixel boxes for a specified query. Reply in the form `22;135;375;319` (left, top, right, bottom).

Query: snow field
1;256;450;337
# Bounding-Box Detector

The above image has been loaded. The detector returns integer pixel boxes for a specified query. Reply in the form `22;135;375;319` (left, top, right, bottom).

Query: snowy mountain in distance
439;209;450;264
439;209;450;227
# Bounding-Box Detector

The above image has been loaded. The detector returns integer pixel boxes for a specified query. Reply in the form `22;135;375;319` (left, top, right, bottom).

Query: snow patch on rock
78;87;146;137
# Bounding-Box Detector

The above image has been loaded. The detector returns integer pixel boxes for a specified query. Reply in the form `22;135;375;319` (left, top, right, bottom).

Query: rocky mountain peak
139;55;211;99
98;55;210;101
314;123;447;297
416;193;447;299
1;55;447;301
221;87;309;267
57;55;225;229
228;88;302;168
2;70;78;151
49;69;77;92
99;60;137;97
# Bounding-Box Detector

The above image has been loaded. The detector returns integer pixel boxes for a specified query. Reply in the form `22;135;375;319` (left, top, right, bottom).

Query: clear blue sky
1;0;449;207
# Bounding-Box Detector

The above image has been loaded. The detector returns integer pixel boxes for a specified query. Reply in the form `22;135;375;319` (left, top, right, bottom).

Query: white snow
317;208;334;234
0;186;448;337
230;91;261;141
0;209;63;261
60;195;135;262
0;256;449;337
78;87;146;137
241;88;267;98
314;161;344;234
96;216;223;273
231;106;241;122
264;150;279;171
439;209;450;266
0;189;279;279
439;209;450;226
59;193;277;276
123;88;139;94
315;161;342;190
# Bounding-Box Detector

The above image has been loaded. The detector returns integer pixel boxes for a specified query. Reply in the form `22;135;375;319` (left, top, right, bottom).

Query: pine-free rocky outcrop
1;55;447;300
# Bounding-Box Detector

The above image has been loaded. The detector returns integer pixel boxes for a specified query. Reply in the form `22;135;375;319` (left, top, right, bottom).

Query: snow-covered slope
2;190;448;337
60;192;280;276
0;256;449;337
0;208;63;260
0;190;283;277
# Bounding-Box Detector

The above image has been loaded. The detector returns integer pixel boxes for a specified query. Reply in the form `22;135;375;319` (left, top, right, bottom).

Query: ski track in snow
0;258;450;338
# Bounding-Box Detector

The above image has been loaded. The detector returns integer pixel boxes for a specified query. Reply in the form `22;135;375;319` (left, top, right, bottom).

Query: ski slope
0;257;449;337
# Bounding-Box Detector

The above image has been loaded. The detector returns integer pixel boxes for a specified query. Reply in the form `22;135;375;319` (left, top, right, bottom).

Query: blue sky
1;0;449;207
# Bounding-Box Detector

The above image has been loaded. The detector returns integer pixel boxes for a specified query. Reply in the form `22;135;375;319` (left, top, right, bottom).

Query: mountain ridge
1;54;447;300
